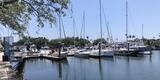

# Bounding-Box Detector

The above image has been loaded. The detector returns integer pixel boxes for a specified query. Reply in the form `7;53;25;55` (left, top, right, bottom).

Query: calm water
20;51;160;80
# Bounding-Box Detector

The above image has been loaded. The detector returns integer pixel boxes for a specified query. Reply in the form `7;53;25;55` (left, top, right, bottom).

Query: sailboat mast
71;4;76;47
73;18;76;47
99;0;102;56
58;13;62;39
126;0;128;43
58;12;62;57
142;24;144;39
83;11;86;39
99;0;102;41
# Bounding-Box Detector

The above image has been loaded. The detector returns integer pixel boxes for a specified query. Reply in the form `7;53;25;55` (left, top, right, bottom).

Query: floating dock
22;55;67;61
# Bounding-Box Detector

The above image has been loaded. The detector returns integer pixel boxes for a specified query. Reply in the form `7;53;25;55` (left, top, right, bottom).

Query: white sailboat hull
90;49;114;57
74;51;90;58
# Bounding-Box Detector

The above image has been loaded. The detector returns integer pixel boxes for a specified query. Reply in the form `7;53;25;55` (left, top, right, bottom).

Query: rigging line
109;25;113;42
71;3;77;38
73;18;76;38
80;11;85;39
71;3;77;47
60;16;67;38
72;16;77;48
102;6;111;42
80;21;83;39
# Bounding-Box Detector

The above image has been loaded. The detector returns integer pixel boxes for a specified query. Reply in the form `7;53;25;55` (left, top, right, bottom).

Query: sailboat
52;13;68;60
74;11;91;58
118;1;151;55
68;18;83;56
117;0;130;54
129;24;151;55
89;0;114;58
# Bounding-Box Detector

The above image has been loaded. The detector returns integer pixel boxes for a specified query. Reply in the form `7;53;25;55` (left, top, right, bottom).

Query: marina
13;50;160;80
0;0;160;80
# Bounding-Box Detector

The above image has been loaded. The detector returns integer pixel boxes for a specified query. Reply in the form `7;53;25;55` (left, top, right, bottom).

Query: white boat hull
90;49;114;57
74;51;90;58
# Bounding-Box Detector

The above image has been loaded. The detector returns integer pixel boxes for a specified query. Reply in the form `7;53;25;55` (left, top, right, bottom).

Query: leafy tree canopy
93;38;107;45
14;36;48;50
0;0;70;35
48;37;91;48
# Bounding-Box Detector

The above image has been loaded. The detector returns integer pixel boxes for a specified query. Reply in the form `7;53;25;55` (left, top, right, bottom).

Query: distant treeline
131;38;160;47
13;37;160;50
13;37;110;50
143;38;160;47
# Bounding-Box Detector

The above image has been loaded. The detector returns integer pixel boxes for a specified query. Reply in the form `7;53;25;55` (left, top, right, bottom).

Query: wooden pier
22;55;67;61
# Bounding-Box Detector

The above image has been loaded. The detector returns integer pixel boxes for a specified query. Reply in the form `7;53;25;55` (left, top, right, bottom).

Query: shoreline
0;52;17;80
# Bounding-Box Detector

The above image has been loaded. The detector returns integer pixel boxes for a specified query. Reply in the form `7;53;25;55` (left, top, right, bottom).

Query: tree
14;36;28;46
62;37;74;47
48;39;62;49
0;0;70;35
48;37;91;48
14;37;49;50
76;38;90;47
31;37;49;50
93;38;107;45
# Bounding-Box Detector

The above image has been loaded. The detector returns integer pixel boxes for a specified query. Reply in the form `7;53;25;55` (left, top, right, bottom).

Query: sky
1;0;160;42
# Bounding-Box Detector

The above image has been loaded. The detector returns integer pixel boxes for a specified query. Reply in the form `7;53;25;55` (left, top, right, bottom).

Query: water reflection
17;51;160;80
19;59;69;80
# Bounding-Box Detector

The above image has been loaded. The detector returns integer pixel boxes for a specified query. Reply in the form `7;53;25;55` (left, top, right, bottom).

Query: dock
89;54;114;58
22;55;67;61
13;52;67;62
0;52;17;80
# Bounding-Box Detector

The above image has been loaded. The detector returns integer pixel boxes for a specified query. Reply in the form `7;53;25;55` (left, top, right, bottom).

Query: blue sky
1;0;160;42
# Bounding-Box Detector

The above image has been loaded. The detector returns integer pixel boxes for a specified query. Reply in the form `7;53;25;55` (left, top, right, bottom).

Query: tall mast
142;24;144;39
71;3;76;47
58;13;62;39
83;11;86;39
99;0;102;56
73;18;76;47
99;0;102;41
126;0;128;43
58;12;61;57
